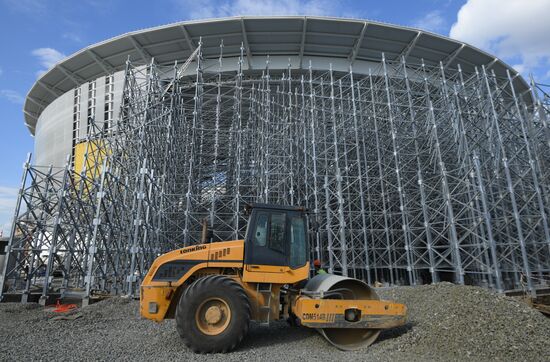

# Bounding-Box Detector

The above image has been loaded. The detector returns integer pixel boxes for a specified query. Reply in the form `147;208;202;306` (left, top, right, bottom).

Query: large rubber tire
175;275;251;353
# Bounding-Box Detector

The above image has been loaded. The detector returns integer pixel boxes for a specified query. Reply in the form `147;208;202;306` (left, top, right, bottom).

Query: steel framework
1;43;549;304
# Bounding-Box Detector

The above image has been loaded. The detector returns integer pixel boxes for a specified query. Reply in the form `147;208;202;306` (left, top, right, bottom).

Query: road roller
140;203;407;353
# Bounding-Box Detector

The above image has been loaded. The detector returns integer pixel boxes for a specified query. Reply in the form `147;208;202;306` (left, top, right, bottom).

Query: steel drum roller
304;274;381;350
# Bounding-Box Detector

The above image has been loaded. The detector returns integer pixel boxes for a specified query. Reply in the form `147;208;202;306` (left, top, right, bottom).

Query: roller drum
304;274;381;351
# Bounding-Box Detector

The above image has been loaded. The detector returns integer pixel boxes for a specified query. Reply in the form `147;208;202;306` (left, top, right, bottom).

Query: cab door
242;208;309;283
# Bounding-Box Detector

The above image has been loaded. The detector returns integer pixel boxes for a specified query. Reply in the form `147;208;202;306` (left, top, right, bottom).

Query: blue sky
0;0;549;233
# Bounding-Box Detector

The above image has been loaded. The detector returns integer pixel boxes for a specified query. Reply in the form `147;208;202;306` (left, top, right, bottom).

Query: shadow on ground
238;321;316;350
237;320;413;351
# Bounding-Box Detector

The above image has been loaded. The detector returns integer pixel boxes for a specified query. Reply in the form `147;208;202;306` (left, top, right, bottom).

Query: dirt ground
1;282;549;361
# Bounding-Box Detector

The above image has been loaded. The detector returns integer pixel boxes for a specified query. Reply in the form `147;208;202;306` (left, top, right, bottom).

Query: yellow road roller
140;203;407;353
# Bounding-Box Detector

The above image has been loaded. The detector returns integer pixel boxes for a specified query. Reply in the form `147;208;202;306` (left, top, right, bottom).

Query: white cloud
0;186;18;237
512;63;526;75
0;90;24;104
413;10;446;33
31;47;66;77
175;0;346;19
62;33;82;43
450;0;550;76
32;47;66;69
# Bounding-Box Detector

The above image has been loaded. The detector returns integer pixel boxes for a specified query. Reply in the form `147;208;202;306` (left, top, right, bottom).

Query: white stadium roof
23;16;531;134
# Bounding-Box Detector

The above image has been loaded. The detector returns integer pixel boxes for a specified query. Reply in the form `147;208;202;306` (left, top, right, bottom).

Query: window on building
87;81;96;135
71;87;81;166
104;75;114;131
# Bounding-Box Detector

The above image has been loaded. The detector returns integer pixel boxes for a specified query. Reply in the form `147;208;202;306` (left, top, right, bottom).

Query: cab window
269;213;286;253
289;215;307;267
251;211;286;254
253;212;268;247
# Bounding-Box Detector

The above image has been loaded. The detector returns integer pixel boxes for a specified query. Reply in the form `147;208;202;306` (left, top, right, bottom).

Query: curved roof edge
23;15;532;135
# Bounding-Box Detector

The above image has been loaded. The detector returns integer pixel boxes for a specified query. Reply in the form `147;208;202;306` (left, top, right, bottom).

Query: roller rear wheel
175;275;251;353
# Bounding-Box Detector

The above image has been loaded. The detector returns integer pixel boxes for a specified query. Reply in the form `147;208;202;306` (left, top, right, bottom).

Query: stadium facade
1;16;549;303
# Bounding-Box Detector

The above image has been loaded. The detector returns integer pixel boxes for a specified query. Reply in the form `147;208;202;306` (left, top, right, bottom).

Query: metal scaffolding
1;42;549;303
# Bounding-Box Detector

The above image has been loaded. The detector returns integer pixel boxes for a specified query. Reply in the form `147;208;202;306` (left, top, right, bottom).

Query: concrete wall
34;71;126;167
34;88;73;166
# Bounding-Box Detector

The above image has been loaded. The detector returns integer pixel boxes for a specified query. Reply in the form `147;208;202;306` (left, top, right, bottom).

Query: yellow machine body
141;240;243;321
139;203;407;352
292;297;406;329
140;240;407;349
140;239;311;322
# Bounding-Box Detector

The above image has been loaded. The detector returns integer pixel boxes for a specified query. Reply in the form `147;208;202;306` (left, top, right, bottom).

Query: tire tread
175;275;250;353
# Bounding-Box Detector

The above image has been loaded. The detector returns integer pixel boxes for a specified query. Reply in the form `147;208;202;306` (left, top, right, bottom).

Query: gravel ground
0;282;548;361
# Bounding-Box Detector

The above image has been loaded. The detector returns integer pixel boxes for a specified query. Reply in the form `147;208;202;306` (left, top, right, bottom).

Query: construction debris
524;294;550;316
50;312;83;321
